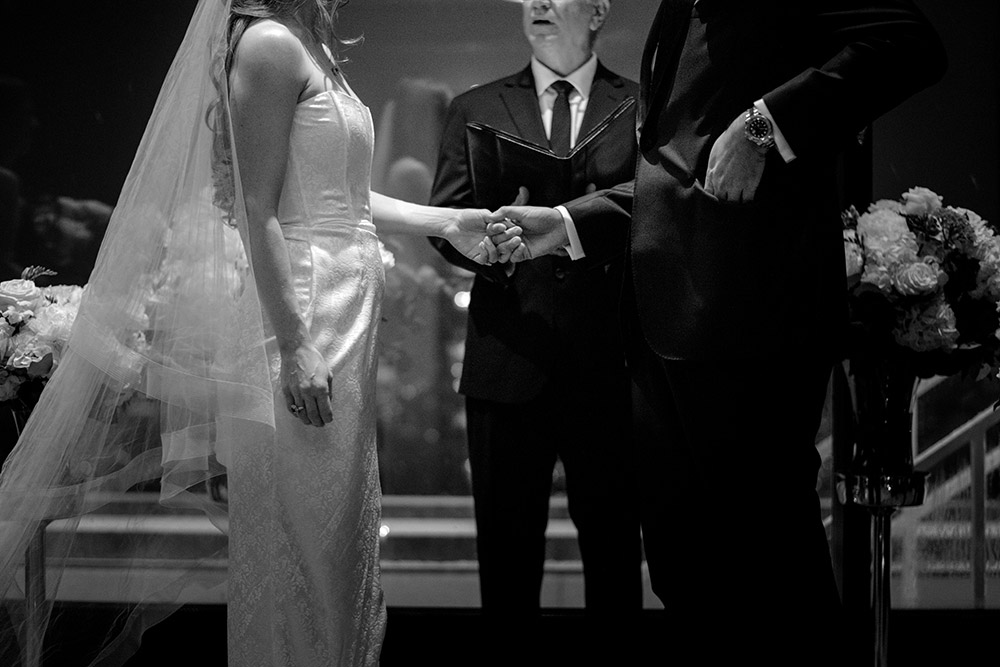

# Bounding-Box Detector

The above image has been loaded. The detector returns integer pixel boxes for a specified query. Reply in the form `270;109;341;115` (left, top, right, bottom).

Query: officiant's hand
704;113;767;203
489;205;568;263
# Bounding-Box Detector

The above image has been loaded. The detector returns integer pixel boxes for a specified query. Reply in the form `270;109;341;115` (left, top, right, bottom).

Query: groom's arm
493;179;633;267
560;180;634;266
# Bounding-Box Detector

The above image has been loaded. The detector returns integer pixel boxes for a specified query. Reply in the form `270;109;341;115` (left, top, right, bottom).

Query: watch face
747;115;771;140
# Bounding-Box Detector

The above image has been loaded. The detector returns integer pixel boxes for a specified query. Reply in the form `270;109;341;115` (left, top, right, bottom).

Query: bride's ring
289;404;304;415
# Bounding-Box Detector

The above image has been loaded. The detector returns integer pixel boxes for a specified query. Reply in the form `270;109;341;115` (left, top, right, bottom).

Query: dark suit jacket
565;0;947;361
429;63;639;403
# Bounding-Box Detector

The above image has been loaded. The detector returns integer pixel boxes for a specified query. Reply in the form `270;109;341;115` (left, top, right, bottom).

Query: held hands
465;186;575;265
704;112;767;203
446;207;517;264
281;342;334;427
488;205;569;263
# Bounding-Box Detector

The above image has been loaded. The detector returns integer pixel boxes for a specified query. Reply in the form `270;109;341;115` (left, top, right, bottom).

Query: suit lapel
580;63;632;137
640;0;695;146
499;66;548;147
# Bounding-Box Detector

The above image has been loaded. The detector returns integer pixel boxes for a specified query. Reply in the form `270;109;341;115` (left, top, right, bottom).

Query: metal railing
827;376;999;610
898;389;1000;609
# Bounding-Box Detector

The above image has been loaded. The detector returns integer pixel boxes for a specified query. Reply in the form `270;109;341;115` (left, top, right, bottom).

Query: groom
493;0;947;663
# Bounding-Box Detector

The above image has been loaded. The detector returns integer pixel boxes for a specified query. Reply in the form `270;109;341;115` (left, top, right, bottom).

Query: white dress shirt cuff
556;205;586;260
755;99;796;163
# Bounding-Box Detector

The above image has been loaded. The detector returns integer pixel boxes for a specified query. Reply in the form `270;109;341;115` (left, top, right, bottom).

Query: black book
464;97;636;209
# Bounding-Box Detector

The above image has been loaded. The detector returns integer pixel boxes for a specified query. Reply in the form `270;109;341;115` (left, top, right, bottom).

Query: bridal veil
0;0;275;663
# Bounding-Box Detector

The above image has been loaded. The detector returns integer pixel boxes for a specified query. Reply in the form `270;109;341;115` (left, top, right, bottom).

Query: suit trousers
464;367;643;616
624;292;849;665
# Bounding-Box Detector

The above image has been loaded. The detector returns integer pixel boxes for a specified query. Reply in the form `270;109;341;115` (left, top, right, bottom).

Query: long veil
0;0;272;663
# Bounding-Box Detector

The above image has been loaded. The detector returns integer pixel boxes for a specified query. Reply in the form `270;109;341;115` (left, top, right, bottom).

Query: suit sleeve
763;0;947;157
427;96;512;285
561;179;634;268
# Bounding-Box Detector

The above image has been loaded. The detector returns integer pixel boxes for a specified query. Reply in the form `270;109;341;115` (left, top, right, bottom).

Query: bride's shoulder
239;19;301;59
235;19;304;75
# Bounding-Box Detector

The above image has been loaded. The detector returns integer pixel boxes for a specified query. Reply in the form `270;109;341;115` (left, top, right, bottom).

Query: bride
0;0;511;665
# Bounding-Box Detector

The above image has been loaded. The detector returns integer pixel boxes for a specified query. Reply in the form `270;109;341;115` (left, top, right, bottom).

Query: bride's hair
225;0;359;74
208;0;359;225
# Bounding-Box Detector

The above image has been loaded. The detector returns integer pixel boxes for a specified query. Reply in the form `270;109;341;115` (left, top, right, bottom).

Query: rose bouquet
844;187;1000;382
0;266;84;409
842;187;1000;476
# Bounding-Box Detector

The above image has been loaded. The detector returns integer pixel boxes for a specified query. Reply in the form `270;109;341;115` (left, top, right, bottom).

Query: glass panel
986;435;1000;608
0;0;659;610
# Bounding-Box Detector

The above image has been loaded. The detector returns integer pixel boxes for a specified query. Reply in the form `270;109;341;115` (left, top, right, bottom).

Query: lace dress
226;88;387;667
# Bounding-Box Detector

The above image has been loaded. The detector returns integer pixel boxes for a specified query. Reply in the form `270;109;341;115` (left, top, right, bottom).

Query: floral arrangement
0;266;84;407
843;187;1000;382
839;187;1000;478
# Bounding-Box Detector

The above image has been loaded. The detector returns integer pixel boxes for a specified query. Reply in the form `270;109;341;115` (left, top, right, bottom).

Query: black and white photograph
0;1;997;665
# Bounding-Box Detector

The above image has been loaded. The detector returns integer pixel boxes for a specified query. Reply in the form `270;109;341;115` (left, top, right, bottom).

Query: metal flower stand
836;469;927;667
23;522;49;667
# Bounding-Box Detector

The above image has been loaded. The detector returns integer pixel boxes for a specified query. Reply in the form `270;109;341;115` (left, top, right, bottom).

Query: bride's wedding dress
0;1;386;663
227;87;387;666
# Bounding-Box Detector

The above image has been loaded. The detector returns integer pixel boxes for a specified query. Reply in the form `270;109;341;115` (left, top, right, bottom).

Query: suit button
554;268;566;280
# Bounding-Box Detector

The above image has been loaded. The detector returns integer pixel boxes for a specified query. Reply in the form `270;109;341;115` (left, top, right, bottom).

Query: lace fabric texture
228;91;387;666
0;0;385;664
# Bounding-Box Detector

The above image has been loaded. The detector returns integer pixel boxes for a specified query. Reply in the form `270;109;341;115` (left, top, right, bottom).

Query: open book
464;97;637;209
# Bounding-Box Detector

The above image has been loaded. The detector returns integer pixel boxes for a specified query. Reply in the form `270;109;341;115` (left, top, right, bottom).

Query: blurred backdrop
0;0;996;525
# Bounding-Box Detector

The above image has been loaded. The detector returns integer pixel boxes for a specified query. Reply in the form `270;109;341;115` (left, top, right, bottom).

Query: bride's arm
230;21;333;427
370;191;515;263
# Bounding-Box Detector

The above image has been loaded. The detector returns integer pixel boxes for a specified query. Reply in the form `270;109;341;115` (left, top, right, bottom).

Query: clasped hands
472;208;566;266
457;186;570;267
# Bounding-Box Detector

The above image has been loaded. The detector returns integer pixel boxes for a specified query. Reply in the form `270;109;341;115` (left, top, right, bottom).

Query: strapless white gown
226;89;387;667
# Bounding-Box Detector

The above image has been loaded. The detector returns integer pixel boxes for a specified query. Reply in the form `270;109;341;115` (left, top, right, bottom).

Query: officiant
427;0;643;633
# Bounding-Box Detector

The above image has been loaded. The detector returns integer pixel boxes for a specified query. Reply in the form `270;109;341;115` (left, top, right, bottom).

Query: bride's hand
280;342;334;427
445;209;520;265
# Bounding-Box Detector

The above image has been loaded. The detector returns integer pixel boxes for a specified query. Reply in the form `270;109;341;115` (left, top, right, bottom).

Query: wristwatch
743;106;775;151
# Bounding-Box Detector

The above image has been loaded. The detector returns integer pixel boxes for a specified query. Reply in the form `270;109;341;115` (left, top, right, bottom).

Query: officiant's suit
428;61;642;615
550;0;947;662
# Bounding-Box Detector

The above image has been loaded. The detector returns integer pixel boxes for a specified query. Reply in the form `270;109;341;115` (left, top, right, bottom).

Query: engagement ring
289;404;304;415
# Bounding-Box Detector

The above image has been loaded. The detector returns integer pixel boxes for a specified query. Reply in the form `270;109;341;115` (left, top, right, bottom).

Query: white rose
869;198;905;214
857;208;916;253
902;187;943;217
893;259;944;295
0;279;43;312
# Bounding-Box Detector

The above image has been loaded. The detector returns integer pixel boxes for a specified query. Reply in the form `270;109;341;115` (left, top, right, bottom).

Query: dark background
1;0;996;478
0;0;658;206
1;0;996;495
1;0;994;244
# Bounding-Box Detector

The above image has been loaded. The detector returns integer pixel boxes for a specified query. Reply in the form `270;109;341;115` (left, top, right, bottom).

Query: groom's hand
490;205;569;263
704;112;767;203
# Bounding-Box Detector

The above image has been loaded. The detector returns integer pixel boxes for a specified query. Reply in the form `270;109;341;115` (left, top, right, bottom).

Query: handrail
898;380;997;609
825;376;998;609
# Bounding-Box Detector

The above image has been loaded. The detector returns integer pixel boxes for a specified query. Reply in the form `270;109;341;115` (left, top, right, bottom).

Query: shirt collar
530;53;598;100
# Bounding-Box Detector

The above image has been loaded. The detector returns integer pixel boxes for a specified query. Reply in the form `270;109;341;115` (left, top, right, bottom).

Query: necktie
549;80;574;156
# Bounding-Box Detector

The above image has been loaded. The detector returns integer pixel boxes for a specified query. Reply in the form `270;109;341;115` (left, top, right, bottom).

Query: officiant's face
522;0;606;54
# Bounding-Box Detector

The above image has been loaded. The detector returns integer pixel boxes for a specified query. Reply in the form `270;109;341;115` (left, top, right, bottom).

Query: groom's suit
429;62;642;614
559;0;947;662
